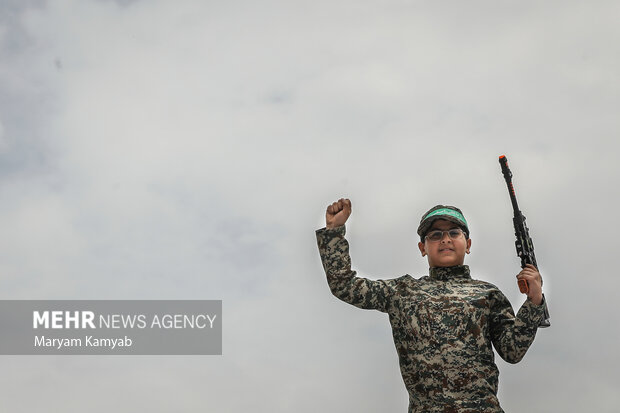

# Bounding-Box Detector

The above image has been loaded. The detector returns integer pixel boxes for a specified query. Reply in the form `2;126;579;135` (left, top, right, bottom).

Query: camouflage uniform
316;225;547;413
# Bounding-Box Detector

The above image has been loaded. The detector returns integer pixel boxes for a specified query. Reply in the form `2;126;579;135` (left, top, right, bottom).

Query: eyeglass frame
424;228;468;242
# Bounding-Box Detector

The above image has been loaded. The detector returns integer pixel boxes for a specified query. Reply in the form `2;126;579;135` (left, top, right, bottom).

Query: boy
316;198;548;413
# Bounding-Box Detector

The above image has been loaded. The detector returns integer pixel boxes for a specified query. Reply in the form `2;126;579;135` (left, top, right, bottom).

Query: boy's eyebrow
429;225;460;231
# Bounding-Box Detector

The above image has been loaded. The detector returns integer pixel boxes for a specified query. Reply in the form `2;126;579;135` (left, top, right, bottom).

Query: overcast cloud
1;0;619;412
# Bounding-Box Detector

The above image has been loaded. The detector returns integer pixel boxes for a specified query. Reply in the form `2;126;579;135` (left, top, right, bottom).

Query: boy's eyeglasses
425;228;466;242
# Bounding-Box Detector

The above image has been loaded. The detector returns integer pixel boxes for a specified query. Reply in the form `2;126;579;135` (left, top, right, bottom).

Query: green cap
417;205;469;240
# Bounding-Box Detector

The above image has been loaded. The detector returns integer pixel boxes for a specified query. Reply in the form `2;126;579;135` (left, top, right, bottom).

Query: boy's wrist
529;293;544;306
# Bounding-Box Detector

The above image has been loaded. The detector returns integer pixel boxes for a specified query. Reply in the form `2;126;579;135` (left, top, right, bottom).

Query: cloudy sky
1;0;619;411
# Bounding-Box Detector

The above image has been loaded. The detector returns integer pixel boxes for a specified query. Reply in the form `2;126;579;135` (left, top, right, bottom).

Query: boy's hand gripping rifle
499;155;550;328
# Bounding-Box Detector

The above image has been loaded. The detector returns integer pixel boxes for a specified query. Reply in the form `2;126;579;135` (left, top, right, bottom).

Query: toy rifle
499;155;551;328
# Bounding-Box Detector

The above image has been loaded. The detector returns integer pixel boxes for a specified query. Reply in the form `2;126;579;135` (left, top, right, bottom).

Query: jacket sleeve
489;289;547;363
316;225;395;313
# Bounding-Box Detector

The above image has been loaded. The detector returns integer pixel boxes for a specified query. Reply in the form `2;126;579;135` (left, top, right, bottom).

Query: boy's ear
418;241;426;257
466;238;472;254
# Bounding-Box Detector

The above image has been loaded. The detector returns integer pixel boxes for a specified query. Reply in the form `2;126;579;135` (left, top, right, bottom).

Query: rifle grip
518;279;529;294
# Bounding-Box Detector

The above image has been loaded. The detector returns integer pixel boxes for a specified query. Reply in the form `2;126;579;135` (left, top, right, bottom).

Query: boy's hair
417;205;469;242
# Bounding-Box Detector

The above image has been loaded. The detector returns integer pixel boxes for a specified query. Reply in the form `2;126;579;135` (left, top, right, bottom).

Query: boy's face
418;219;471;268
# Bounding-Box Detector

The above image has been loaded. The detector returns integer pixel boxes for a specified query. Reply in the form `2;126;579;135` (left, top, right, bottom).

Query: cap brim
417;216;468;237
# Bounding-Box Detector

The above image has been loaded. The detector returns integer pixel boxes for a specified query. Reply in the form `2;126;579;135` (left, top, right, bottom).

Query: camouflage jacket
316;226;547;413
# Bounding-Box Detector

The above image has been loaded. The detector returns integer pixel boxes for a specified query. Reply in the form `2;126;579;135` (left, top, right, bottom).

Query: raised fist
326;198;352;229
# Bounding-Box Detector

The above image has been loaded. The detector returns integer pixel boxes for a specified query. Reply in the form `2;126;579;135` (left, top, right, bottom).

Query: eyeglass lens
426;229;463;242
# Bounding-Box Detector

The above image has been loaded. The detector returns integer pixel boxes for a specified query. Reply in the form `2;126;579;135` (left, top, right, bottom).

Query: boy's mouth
439;247;454;252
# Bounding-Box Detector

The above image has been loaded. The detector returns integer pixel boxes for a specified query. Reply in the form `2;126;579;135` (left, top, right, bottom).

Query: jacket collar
429;265;471;281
